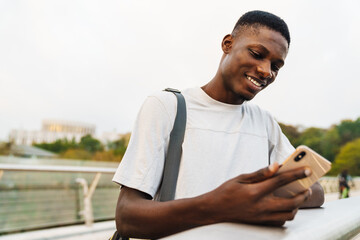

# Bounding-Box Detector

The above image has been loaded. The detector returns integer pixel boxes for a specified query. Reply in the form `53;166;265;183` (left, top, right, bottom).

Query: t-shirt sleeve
266;114;295;165
112;93;177;198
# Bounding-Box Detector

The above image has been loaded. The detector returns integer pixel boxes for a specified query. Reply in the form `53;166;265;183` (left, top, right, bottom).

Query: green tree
108;138;127;157
79;135;103;153
321;126;341;162
296;127;326;155
34;138;78;153
61;149;92;160
0;141;12;155
336;118;360;145
279;123;301;146
92;150;123;162
330;138;360;176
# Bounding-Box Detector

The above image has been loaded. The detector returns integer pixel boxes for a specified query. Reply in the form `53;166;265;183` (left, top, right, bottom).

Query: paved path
325;189;360;202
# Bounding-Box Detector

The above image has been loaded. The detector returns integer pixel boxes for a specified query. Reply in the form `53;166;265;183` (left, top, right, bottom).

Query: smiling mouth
246;75;266;87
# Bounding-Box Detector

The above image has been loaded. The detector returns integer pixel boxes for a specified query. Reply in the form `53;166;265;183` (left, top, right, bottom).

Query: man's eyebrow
248;44;285;66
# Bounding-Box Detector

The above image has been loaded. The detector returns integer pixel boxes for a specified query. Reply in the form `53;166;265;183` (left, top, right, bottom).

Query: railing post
76;172;102;226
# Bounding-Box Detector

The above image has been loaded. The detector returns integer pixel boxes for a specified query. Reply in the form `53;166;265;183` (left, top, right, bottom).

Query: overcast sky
1;0;360;141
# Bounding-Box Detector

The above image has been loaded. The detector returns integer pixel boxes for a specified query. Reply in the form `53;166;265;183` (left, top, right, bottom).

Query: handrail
0;163;117;227
2;163;360;238
0;163;116;173
161;196;360;240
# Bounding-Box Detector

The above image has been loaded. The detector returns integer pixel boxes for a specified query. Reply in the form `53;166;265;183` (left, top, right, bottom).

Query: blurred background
1;0;360;239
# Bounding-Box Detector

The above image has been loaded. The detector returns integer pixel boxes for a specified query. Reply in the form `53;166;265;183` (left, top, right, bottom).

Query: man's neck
201;77;245;105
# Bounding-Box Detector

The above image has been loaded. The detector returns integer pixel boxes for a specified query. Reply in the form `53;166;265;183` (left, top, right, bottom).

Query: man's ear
221;34;233;54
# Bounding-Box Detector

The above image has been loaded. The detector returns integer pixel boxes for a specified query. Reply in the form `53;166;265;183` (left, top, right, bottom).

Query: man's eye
249;49;262;59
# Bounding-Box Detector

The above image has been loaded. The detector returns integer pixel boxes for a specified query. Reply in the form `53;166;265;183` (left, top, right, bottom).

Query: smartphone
273;145;332;198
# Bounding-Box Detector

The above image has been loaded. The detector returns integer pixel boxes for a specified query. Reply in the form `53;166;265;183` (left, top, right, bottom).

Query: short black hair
232;10;290;47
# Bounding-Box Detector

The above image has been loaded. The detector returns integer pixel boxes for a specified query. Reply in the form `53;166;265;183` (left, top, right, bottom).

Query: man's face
219;26;288;104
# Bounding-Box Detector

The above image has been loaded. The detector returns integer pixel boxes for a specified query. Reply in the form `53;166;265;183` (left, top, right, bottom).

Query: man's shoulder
243;102;273;119
143;88;194;120
148;89;178;100
146;87;196;107
148;87;193;99
146;89;180;107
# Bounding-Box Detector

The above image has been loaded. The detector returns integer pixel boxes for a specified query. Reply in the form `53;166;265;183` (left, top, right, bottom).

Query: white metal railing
2;163;360;239
0;163;117;226
161;196;360;240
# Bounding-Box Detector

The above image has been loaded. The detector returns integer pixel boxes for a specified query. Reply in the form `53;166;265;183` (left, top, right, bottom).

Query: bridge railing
0;163;118;234
161;196;360;240
1;162;360;239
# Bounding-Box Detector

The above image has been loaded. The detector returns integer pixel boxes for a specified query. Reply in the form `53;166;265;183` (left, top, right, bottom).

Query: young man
113;10;325;239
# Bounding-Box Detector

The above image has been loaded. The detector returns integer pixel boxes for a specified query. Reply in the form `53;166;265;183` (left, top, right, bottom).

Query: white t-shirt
112;87;294;199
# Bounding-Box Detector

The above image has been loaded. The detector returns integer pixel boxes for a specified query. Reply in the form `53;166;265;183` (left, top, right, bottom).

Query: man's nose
256;61;272;79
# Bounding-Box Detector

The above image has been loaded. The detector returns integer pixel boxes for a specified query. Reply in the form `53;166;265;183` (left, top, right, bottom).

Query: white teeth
247;76;262;87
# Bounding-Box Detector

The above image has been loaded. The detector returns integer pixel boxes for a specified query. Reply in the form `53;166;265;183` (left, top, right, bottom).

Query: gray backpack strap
112;88;186;240
158;88;187;202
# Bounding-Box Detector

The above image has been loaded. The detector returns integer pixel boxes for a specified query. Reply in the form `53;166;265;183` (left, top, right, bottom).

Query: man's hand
116;163;312;238
204;162;312;226
299;181;324;208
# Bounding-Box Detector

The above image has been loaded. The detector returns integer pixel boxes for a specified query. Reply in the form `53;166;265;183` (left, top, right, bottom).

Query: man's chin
241;93;257;101
230;88;258;103
230;93;256;104
234;87;260;101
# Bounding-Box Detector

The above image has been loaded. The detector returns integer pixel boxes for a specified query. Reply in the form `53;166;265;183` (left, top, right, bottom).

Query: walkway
325;189;360;202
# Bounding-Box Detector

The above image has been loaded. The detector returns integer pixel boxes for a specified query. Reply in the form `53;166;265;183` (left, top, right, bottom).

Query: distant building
9;119;96;145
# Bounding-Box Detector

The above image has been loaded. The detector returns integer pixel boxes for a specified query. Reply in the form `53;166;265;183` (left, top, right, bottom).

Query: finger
256;167;312;196
264;210;297;222
236;162;280;183
266;190;312;212
248;210;297;225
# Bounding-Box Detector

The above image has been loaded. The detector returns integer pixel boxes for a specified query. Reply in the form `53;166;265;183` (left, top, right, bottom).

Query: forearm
116;187;217;239
116;165;312;238
299;182;324;208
